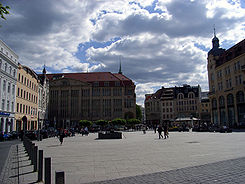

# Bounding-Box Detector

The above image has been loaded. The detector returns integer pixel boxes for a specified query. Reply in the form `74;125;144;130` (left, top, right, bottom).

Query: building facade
145;85;201;126
200;92;211;124
15;64;39;132
38;67;49;129
207;35;245;128
47;72;136;129
0;40;18;133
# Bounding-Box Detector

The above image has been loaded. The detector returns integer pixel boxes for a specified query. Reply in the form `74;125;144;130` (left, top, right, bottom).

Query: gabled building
46;72;136;129
145;84;201;126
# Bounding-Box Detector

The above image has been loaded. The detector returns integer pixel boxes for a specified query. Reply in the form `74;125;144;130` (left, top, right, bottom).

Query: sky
1;0;245;106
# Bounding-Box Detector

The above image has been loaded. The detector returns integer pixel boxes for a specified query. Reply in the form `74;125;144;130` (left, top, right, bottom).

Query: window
12;102;14;112
13;69;16;77
1;99;5;110
104;82;109;87
20;104;22;113
7;82;10;93
17;88;20;96
9;66;12;74
7;101;9;111
3;80;6;91
18;74;20;81
21;89;23;97
5;63;7;71
0;59;2;69
115;81;120;86
21;75;23;83
17;103;19;112
12;85;15;95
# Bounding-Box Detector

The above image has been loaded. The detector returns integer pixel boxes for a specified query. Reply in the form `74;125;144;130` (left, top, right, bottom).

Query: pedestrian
163;124;169;139
157;124;163;139
59;129;64;145
142;125;146;134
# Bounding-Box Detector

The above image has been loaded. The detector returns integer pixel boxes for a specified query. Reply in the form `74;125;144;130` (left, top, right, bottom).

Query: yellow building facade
15;64;39;131
208;35;245;128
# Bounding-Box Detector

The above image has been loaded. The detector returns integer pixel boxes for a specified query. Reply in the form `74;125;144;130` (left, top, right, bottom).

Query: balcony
242;65;245;71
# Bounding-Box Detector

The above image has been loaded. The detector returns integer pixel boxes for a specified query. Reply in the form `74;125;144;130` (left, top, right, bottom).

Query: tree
110;118;126;126
126;119;141;129
79;120;93;128
0;3;10;20
95;120;108;130
136;104;142;121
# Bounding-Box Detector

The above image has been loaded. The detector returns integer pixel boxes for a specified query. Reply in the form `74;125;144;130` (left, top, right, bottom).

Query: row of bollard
22;136;65;184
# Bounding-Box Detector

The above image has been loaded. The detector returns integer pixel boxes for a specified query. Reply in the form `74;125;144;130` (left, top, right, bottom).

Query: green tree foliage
110;118;126;126
136;104;142;121
79;120;92;128
0;3;10;20
95;120;108;127
126;118;141;128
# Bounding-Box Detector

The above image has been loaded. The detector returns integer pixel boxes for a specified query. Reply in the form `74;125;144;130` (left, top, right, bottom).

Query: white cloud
1;0;245;106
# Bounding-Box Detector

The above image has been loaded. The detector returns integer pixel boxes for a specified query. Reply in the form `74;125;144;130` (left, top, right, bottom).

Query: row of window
1;99;14;112
0;59;16;77
216;61;241;79
177;100;197;105
177;106;197;111
2;80;15;95
17;87;38;104
18;73;38;92
163;114;173;119
16;103;37;116
177;92;195;99
162;102;172;106
212;91;244;108
163;108;173;113
0;47;17;62
215;75;243;92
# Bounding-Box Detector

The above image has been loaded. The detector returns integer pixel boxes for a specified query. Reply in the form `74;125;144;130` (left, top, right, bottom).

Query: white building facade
0;40;18;133
38;67;49;129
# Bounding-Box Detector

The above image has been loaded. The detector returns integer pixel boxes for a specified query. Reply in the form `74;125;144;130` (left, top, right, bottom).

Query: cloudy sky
1;0;245;106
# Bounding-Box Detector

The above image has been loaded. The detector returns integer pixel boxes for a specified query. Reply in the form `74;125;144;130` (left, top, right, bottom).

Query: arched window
188;92;194;99
212;98;217;108
236;91;244;103
178;93;184;99
227;94;234;106
219;96;225;107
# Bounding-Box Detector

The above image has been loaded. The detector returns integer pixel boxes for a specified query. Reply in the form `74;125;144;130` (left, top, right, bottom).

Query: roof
216;39;245;67
46;72;135;87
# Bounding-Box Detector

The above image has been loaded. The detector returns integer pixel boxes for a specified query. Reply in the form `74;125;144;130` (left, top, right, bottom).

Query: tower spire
118;56;122;74
213;24;216;37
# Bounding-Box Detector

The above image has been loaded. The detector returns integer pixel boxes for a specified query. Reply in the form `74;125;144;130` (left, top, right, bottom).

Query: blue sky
1;0;245;106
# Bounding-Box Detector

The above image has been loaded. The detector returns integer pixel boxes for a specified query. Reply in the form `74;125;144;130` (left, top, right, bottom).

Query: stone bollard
45;157;51;184
33;146;38;172
38;150;43;182
31;143;35;164
56;171;65;184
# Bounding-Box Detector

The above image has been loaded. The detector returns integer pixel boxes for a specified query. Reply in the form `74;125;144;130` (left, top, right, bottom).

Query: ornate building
15;64;39;131
46;72;136;128
207;32;245;127
145;85;201;126
0;40;18;133
38;67;49;129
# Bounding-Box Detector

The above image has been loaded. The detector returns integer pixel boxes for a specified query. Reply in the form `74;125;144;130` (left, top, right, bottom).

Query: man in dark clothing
163;124;169;139
157;125;163;139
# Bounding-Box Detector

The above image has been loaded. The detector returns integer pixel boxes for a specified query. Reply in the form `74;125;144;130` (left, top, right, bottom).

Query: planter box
98;132;122;139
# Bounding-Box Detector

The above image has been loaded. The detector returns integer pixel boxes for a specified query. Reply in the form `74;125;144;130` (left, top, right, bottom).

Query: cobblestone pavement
88;156;245;184
0;143;38;184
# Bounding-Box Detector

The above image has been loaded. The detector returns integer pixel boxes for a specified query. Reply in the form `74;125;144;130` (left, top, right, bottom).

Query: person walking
157;124;163;139
163;124;169;139
59;129;65;145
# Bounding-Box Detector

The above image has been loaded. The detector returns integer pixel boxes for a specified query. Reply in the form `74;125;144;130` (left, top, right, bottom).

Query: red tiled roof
46;72;134;86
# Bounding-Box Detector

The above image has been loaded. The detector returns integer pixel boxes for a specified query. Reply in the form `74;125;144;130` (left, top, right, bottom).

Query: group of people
157;124;169;139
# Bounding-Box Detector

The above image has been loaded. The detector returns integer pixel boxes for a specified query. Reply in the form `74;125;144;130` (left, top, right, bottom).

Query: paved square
34;131;245;184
